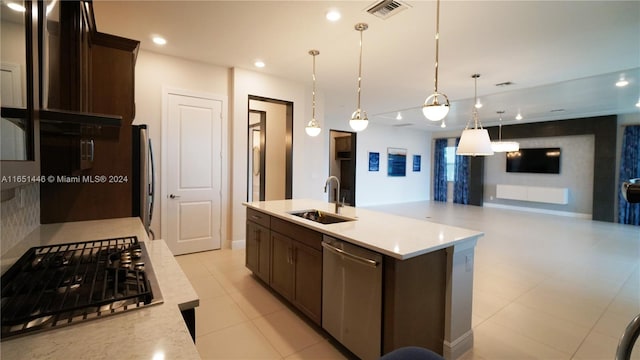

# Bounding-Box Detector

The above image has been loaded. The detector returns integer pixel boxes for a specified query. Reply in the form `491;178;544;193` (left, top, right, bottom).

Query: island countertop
243;199;484;260
0;217;200;359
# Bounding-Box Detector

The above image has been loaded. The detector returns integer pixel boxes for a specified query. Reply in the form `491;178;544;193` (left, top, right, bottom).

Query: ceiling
92;0;640;131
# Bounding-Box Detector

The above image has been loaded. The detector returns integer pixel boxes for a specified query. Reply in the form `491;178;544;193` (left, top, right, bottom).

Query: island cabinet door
270;232;294;299
292;242;322;325
246;221;270;283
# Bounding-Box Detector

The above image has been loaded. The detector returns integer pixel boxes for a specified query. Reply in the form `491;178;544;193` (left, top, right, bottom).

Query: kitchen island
244;199;483;360
0;217;200;359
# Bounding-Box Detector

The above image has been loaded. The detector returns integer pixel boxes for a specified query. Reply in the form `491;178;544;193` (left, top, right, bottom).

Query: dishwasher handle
322;241;379;268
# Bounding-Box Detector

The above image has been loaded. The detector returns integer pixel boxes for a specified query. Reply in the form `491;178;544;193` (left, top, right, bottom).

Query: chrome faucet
324;176;343;214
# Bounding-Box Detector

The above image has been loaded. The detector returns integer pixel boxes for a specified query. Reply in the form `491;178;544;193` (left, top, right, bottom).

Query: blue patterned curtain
434;138;448;202
454;137;470;204
618;125;640;225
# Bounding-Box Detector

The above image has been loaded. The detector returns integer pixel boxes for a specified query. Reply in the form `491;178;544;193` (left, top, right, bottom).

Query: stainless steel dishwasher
322;235;383;360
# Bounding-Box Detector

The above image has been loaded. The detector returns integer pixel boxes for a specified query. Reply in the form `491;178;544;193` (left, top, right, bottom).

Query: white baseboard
443;330;473;360
484;202;592;219
231;239;246;249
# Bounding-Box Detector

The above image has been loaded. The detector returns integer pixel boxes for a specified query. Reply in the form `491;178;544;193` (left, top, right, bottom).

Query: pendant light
491;111;519;152
422;0;450;122
456;74;494;156
305;50;322;137
349;23;369;132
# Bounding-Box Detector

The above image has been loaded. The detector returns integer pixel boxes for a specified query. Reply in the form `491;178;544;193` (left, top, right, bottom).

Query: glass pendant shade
305;120;321;137
349;109;369;131
422;93;450;121
456;129;494;156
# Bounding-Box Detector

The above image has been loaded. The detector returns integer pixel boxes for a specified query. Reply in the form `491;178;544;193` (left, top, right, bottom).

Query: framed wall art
368;152;379;171
387;148;406;177
413;155;421;172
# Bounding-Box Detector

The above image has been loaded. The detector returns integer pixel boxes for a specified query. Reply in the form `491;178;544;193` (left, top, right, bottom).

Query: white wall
348;123;432;206
134;50;229;238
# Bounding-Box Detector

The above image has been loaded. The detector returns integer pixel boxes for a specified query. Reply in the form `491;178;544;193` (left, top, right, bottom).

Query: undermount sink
288;209;355;225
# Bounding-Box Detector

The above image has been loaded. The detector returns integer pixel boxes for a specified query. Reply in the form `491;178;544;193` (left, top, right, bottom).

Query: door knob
169;194;181;199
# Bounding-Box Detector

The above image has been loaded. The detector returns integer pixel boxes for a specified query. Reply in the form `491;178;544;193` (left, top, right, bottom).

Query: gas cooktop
0;236;163;340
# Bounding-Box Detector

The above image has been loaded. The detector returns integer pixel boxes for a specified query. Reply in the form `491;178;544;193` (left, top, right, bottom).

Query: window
445;146;456;181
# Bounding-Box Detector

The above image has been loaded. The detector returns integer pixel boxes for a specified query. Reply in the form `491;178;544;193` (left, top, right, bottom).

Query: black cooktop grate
1;236;154;340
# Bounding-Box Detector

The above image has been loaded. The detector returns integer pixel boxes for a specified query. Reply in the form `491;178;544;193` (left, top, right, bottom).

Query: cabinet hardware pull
89;139;94;162
169;194;181;199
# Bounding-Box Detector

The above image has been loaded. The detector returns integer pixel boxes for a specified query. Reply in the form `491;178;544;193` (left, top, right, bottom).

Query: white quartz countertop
243;199;484;259
0;217;200;359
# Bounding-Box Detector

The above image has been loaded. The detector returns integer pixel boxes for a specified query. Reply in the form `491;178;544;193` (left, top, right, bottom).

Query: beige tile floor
176;201;640;359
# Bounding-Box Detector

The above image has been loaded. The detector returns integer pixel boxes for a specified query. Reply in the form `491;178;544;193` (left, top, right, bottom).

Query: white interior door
165;93;222;255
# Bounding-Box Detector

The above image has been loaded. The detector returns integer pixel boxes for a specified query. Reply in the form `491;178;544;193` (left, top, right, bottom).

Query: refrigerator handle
148;138;155;228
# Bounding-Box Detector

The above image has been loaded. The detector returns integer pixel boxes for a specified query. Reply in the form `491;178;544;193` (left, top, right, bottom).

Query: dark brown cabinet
39;1;140;223
246;209;271;283
269;230;322;325
269;232;295;299
245;209;322;325
292;240;322;324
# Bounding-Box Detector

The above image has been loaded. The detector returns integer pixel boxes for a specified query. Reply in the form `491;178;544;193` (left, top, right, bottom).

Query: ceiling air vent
366;0;411;20
393;123;414;127
495;81;514;87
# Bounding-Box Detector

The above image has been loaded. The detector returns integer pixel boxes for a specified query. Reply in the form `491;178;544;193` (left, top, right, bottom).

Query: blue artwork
387;148;406;177
369;152;379;171
413;155;421;172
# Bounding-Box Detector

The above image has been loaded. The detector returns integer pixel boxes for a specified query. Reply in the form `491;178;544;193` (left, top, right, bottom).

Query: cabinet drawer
271;217;322;251
247;208;271;228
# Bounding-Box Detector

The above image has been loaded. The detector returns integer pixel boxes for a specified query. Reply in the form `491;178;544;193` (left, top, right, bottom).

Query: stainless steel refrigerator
132;124;155;238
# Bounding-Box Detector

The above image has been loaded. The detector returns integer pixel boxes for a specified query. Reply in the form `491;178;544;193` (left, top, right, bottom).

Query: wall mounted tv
506;147;561;174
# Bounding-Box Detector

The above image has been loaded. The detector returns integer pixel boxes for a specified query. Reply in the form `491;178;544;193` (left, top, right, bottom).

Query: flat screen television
506;147;561;174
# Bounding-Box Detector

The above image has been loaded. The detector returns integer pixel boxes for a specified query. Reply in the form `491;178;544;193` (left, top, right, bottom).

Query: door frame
161;87;228;246
329;129;357;206
248;95;293;199
248;110;266;201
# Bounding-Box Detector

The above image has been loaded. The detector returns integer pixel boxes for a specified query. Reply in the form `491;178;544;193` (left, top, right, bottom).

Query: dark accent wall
474;115;617;222
469;157;484;206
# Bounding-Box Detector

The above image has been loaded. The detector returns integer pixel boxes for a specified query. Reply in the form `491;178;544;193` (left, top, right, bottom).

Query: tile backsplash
1;183;40;256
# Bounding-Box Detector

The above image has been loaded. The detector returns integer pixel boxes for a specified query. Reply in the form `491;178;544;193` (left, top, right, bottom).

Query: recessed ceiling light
636;98;640;108
254;60;265;68
152;36;167;45
515;112;523;120
326;10;341;22
7;2;26;12
395;112;402;120
474;99;483;109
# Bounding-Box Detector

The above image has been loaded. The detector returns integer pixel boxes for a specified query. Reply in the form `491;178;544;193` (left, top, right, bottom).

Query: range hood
39;109;121;137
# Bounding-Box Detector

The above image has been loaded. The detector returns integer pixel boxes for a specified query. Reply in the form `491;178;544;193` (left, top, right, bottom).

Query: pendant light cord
312;52;317;121
357;26;364;112
465;73;483;130
433;0;441;94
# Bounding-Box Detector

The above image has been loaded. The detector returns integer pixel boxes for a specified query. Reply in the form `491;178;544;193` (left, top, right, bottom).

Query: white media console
496;184;569;205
